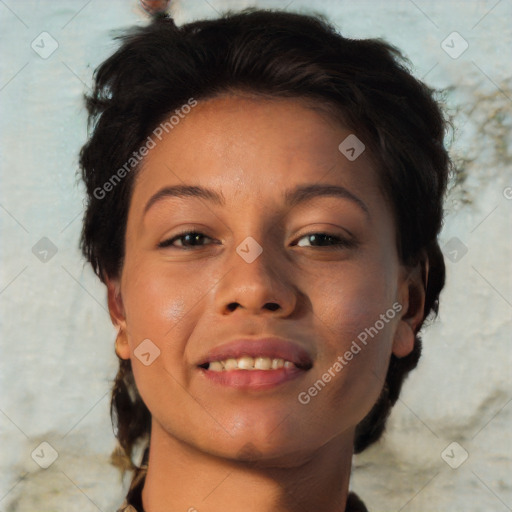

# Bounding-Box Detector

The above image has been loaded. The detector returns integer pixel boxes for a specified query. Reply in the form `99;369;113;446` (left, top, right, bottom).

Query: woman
79;8;449;511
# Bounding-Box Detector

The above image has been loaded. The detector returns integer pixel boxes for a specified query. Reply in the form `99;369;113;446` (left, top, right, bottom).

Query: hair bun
139;0;172;16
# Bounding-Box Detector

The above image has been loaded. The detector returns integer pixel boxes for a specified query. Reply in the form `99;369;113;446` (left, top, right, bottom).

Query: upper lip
197;337;314;370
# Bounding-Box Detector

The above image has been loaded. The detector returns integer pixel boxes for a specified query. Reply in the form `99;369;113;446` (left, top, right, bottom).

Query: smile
198;357;311;390
200;356;302;371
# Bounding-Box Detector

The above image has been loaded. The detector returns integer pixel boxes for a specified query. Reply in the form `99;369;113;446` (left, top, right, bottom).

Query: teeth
224;358;238;370
238;356;254;370
272;358;281;369
255;357;272;370
206;356;297;371
208;361;224;372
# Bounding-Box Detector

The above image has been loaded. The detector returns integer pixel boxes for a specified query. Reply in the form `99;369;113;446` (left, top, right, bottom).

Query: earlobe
392;259;427;358
115;328;131;359
392;321;415;358
106;277;131;359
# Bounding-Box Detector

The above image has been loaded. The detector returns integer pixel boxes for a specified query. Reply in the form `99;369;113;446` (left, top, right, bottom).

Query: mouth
196;337;313;390
198;356;312;372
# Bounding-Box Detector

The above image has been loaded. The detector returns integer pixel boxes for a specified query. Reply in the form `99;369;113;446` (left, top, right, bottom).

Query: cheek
121;260;194;351
303;263;398;420
120;263;200;422
312;261;397;339
166;297;186;321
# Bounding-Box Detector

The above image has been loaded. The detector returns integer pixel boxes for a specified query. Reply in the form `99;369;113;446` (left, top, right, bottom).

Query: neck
141;420;353;512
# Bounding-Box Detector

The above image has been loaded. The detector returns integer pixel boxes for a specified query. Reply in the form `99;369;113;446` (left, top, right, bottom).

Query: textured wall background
1;1;511;511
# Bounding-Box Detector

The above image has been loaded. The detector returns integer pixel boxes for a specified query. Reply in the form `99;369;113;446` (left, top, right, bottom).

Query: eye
158;230;215;249
158;230;356;250
294;232;356;250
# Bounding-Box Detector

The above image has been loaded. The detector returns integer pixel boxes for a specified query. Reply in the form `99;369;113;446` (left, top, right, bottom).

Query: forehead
131;94;382;213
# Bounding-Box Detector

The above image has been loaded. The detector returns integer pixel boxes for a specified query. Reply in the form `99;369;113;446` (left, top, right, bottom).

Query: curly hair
78;8;449;485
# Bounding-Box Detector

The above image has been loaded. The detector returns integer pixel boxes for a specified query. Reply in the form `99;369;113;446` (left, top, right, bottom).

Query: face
108;95;423;464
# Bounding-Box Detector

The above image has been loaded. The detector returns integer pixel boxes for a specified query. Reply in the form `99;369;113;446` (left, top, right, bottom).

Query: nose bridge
217;233;295;315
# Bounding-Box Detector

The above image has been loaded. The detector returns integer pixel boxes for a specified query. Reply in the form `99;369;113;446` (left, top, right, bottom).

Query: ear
106;276;130;359
392;257;428;358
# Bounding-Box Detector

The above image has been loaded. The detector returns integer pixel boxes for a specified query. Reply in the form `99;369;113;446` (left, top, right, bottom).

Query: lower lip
198;366;307;390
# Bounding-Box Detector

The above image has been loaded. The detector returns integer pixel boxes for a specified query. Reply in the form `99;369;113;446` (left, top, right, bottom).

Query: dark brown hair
78;7;449;484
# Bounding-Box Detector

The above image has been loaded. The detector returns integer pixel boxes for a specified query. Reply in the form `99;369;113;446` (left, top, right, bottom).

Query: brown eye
158;231;214;249
295;232;356;249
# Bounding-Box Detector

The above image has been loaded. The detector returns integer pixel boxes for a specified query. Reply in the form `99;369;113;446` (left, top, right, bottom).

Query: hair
78;7;450;487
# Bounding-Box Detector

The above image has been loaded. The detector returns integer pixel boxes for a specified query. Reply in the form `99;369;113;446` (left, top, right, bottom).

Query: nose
214;240;298;317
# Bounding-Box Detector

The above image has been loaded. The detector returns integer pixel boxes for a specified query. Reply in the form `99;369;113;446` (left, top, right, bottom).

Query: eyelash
157;230;356;250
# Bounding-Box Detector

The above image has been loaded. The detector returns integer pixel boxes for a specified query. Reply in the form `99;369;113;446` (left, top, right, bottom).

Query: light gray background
1;0;511;511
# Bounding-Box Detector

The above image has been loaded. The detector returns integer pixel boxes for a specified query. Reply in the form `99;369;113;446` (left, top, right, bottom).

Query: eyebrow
143;183;370;218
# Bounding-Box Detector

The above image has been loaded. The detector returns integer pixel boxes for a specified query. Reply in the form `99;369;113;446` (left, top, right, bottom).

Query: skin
107;95;426;512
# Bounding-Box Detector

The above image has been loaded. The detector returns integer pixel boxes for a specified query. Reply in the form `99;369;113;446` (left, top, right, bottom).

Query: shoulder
346;491;369;512
116;463;147;512
116;500;139;512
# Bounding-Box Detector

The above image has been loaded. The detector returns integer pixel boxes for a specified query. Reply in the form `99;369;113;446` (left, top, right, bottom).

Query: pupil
187;233;201;245
311;234;327;245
